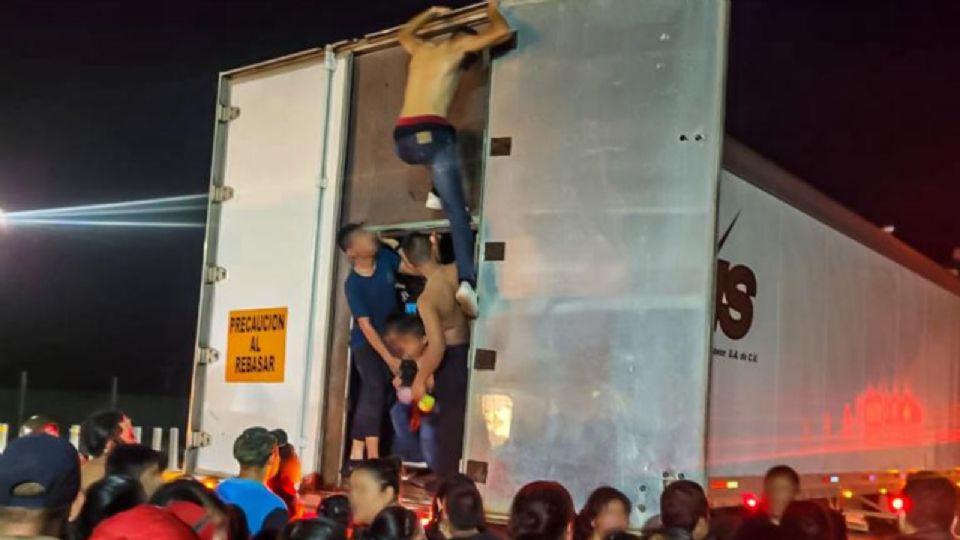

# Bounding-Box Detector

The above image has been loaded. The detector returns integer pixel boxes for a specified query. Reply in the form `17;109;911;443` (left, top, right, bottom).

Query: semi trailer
184;0;960;528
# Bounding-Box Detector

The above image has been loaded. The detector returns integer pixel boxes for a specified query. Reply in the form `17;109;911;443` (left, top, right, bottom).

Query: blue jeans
390;401;436;464
394;123;476;285
390;345;468;475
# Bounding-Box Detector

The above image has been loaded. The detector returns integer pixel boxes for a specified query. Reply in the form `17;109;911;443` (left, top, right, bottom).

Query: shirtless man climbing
399;232;471;476
394;0;513;318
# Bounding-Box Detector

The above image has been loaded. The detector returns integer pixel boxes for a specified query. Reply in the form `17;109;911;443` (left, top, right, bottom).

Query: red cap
91;505;200;540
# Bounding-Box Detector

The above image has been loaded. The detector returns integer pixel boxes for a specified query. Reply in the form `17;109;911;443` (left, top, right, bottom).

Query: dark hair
364;506;420;540
106;444;166;481
226;503;252;540
269;443;302;517
337;223;365;252
445;482;485;532
233;426;278;468
400;233;432;265
319;494;352;528
390;315;426;338
150;478;226;511
574;487;631;540
271;429;290;446
509;481;576;540
79;409;125;458
779;501;834;540
764;465;801;488
430;474;480;533
279;517;348;540
150;479;249;540
352;458;401;500
73;475;145;540
902;472;958;532
659;480;708;533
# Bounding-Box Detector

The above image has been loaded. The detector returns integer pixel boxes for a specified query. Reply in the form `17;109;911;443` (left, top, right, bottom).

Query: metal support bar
168;428;180;470
109;376;118;409
69;425;81;450
17;371;27;431
151;427;163;452
365;216;480;234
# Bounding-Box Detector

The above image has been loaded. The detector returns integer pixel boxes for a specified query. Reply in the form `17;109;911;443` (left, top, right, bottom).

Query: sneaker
426;191;443;210
456;281;479;318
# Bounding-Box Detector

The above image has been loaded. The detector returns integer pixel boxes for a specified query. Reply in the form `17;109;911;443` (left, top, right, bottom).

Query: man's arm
379;236;418;275
452;0;512;53
399;6;452;54
357;317;401;374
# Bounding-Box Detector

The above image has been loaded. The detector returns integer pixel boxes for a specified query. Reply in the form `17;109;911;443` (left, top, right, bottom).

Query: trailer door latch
197;347;220;365
188;431;212;449
217;105;241;123
205;265;228;284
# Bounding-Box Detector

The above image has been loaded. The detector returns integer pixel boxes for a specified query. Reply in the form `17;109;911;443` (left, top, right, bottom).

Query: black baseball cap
0;434;80;509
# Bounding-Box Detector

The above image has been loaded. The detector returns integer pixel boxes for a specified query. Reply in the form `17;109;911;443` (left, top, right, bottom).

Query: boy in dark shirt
339;223;409;461
736;465;800;540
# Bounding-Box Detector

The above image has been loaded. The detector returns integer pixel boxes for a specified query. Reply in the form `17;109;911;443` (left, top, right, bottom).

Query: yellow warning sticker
226;307;287;383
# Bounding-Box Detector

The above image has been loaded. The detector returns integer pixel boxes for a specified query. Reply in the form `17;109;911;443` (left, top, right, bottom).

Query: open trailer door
462;0;729;526
186;50;351;476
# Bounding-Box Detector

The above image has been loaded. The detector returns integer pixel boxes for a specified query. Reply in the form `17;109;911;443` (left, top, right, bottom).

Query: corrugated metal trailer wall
462;0;729;524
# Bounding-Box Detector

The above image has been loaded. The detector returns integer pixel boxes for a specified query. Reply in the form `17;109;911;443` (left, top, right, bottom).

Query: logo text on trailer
715;212;757;340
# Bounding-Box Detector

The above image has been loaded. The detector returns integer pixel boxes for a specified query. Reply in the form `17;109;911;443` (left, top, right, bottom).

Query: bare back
419;264;469;347
400;41;466;118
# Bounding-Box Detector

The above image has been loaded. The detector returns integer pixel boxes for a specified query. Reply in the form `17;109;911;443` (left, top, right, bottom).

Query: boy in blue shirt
338;223;410;463
216;427;288;537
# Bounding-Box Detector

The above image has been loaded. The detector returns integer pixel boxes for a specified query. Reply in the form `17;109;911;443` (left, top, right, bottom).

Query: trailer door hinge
197;347;220;365
211;185;234;203
205;265;228;284
217;105;241;123
188;431;212;449
316;175;328;189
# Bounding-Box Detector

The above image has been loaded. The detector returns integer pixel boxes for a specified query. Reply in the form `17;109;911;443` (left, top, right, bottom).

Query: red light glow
890;496;907;513
742;493;760;511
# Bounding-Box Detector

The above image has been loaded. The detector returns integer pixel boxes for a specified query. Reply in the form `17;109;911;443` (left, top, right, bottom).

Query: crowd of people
2;407;959;540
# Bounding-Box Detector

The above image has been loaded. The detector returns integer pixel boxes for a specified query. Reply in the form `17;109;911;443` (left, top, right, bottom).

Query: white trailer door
188;52;351;476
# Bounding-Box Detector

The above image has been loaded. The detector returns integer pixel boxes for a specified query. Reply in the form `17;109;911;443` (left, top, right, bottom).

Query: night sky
1;1;958;398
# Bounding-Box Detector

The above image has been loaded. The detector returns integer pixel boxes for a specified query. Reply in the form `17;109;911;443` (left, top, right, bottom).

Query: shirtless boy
399;232;471;476
394;0;513;318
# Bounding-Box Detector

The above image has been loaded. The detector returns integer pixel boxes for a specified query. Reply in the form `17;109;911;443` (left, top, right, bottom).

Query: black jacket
735;514;779;540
